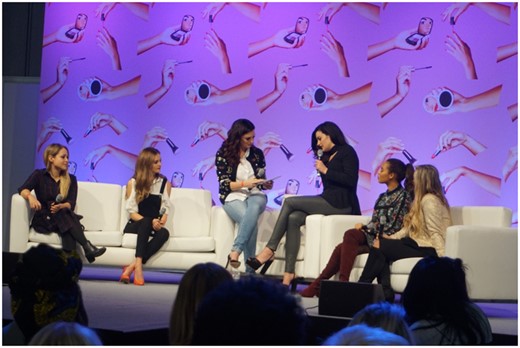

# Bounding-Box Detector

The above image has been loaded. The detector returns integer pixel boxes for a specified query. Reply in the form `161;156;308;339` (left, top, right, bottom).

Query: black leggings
266;195;352;273
61;221;88;252
359;237;437;297
125;217;169;264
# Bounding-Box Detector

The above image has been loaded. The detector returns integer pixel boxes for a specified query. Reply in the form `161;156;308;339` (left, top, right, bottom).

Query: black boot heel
83;241;106;263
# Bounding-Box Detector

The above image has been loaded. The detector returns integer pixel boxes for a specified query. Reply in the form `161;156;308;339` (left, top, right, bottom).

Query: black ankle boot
83;241;106;263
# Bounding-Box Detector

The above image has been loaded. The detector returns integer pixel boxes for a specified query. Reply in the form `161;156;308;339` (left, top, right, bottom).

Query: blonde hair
133;147;161;203
43;144;71;199
403;165;449;237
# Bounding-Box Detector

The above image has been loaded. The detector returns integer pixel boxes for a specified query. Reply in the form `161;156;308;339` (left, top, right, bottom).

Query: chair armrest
211;206;236;267
445;225;518;300
10;194;32;252
302;214;324;278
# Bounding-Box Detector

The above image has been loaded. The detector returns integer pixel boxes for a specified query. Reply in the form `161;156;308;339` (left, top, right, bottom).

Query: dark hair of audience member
348;301;415;344
8;243;87;343
191;276;308;345
323;324;410;345
402;256;484;344
28;321;102;345
169;262;233;345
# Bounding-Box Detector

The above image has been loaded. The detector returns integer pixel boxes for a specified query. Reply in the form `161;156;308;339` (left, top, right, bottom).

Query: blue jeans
223;194;267;273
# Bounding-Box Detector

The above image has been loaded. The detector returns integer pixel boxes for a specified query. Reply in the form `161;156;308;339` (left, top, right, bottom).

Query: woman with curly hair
215;118;273;273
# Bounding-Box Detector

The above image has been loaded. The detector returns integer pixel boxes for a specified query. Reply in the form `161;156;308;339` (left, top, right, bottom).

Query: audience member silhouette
323;324;410;345
169;262;233;345
3;244;88;344
348;301;415;344
28;321;102;345
192;276;308;345
401;256;493;345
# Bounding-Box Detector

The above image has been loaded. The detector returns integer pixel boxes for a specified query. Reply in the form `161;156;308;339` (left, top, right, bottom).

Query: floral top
215;146;267;204
364;185;413;246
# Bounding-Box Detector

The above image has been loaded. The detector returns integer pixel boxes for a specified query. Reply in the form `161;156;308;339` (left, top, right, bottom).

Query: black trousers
359;237;437;301
61;220;88;252
124;217;169;264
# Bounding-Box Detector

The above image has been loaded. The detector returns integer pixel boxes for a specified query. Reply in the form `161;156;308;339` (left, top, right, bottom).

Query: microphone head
55;194;64;203
159;208;166;215
257;168;265;178
317;149;324;158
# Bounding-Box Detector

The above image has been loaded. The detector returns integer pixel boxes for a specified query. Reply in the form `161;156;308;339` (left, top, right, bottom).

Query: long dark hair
310;121;347;157
386;158;415;197
219;119;255;168
402;257;484;344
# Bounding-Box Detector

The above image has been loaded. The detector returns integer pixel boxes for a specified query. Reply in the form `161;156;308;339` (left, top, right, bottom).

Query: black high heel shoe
225;254;241;269
246;254;275;275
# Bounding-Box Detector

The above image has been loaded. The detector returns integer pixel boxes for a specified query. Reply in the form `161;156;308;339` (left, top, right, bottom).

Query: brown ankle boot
299;278;321;297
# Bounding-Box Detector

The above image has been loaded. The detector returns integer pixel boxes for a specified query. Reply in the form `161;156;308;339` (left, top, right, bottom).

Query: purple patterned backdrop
38;2;518;220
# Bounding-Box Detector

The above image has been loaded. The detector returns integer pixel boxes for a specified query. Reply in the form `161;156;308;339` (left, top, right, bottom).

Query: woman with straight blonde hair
18;143;106;262
120;147;171;285
358;164;452;302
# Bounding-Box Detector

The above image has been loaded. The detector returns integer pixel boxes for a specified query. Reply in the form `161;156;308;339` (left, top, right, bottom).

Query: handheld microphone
256;168;265;179
316;149;324;175
379;215;387;237
158;207;166;219
55;194;64;204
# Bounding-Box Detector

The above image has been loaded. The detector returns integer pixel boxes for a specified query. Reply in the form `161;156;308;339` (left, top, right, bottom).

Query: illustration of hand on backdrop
442;2;510;25
321;31;349;77
184;79;252;106
248;27;306;58
84;145;137;171
205;29;232;74
358;169;372;191
377;65;413;118
257;132;282;156
318;3;380;24
96;2;150;21
433;130;486;157
85;112;128;137
502;146;517;182
307;170;322;188
97;27;122;70
78;75;140;101
137;25;191;55
202;2;261;23
41;57;70;103
368;28;429;61
372;137;405;175
445;32;477;80
37;117;62;152
145;60;176;108
299;82;371;111
508;103;518;122
423;85;502;115
497;42;518;63
192;121;228;146
192;155;216;180
142;127;168;148
43;24;85;47
441;166;501;197
256;63;290;113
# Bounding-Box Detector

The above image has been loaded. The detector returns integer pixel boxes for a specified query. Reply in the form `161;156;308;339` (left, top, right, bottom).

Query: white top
225;149;265;203
125;177;170;215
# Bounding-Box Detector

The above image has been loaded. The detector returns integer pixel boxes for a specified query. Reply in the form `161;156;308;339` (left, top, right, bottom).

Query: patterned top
365;185;413;246
215;146;266;204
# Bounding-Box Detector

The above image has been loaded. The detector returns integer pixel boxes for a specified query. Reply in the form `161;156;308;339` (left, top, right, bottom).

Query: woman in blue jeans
215;119;273;273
